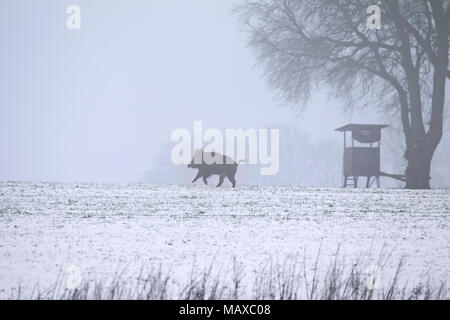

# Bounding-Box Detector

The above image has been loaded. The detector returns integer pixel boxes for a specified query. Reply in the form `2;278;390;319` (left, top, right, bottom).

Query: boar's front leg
203;176;208;185
192;171;202;183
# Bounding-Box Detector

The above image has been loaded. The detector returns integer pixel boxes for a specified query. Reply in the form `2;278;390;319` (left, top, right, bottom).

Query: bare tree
235;0;449;189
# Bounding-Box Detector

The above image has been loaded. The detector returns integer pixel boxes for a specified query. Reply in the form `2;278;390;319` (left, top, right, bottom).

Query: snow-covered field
0;181;449;298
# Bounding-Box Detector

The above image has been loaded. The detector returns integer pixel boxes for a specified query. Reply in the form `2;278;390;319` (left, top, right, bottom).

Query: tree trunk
404;145;431;189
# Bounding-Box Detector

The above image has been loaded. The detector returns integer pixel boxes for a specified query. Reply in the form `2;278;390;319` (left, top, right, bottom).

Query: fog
1;1;448;187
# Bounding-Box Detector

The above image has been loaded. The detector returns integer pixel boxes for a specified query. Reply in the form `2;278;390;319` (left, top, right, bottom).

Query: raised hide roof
335;124;388;144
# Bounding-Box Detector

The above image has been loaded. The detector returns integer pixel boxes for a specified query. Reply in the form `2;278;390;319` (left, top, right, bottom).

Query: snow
0;181;449;298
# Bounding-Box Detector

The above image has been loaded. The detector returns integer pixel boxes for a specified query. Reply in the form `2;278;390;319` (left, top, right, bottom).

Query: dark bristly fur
187;150;240;188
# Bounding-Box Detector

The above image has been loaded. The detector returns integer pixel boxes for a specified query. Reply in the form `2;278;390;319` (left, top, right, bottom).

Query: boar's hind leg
203;176;208;185
192;171;202;183
227;174;236;188
217;175;225;187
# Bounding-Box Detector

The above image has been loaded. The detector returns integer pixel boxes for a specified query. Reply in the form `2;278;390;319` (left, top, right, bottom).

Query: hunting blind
336;124;388;188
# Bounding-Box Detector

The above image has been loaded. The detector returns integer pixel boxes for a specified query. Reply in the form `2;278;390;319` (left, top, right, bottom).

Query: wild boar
187;150;241;187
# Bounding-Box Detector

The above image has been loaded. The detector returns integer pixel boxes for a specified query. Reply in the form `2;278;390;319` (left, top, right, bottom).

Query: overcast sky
0;0;382;182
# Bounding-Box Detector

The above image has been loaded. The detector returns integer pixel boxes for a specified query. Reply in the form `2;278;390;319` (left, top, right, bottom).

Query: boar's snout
187;158;197;168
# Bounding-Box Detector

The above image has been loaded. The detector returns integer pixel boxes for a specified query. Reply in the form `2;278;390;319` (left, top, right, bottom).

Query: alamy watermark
367;4;381;30
66;264;82;290
64;4;380;31
364;264;382;290
66;5;81;30
171;121;280;176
